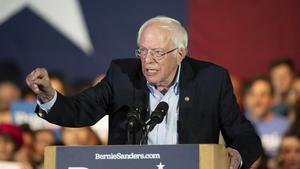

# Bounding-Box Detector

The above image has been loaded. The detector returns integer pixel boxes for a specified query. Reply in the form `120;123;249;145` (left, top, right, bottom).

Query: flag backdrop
0;0;299;86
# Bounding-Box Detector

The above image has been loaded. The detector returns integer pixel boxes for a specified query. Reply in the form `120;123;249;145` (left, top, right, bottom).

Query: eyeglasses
135;47;178;61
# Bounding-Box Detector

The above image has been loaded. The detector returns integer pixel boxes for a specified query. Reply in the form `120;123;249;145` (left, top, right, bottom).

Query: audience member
0;60;22;123
292;74;300;102
22;89;36;102
274;130;300;169
291;74;300;107
244;77;291;158
0;81;22;123
15;124;35;169
32;129;56;169
269;58;295;117
62;127;101;146
249;152;269;169
49;73;69;95
0;123;23;161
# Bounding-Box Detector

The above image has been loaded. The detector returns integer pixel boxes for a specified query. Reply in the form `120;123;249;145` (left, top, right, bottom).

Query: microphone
127;106;142;132
146;101;169;132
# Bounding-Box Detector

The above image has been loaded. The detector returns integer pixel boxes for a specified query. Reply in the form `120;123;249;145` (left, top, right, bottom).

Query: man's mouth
146;69;158;73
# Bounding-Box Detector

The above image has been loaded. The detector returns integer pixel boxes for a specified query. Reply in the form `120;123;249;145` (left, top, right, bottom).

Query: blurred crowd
0;61;108;169
232;58;300;169
0;58;300;169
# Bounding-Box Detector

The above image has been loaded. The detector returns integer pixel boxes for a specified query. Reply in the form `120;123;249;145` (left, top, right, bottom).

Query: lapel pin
184;96;190;102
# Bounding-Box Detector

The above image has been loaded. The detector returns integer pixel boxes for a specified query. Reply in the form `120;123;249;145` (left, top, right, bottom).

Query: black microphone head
146;102;169;132
127;106;139;120
151;101;169;123
127;106;144;132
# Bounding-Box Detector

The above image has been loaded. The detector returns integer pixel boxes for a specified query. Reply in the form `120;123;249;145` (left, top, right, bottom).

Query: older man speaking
26;16;262;169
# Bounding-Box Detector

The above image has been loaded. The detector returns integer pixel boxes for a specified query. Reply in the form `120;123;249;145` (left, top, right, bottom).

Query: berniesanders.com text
95;153;160;160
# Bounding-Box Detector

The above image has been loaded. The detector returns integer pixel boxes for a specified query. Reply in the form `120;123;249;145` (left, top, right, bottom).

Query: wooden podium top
45;144;230;169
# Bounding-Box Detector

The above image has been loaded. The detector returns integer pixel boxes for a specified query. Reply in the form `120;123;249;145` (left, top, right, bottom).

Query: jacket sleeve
35;63;115;127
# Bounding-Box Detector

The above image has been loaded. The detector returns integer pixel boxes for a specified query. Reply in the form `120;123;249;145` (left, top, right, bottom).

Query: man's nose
144;51;155;63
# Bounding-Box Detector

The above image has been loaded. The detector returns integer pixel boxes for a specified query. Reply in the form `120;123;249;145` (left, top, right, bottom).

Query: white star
0;0;94;55
156;162;165;169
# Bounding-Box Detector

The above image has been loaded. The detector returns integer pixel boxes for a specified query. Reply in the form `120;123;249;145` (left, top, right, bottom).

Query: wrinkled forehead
139;23;173;48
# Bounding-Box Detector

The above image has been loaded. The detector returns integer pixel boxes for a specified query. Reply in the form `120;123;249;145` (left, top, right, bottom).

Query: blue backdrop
0;0;187;86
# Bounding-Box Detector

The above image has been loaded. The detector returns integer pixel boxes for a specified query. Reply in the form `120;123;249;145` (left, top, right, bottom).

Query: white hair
137;16;188;49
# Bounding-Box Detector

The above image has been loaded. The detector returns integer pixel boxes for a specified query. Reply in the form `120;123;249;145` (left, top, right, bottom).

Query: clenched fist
26;68;55;103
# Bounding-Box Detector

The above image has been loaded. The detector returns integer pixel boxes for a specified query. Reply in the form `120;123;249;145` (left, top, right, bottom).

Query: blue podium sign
45;144;230;169
53;145;198;169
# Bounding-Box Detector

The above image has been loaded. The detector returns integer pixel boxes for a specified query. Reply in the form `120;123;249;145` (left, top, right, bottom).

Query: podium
45;144;230;169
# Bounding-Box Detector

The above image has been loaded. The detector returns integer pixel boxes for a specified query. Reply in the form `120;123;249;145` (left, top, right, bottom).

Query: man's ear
176;48;187;64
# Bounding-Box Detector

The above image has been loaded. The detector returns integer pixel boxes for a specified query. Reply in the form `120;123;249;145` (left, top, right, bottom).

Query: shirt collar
146;64;181;96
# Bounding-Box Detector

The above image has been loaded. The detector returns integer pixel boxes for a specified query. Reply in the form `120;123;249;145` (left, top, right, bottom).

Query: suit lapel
178;57;195;143
134;63;149;115
134;73;150;120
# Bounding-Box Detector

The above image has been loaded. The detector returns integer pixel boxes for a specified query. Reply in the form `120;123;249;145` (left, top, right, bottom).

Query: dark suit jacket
36;57;262;168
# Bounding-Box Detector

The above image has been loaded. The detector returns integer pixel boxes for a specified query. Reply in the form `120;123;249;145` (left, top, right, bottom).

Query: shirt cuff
37;91;57;113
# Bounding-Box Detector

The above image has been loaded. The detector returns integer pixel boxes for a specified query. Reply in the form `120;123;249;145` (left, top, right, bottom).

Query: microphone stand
127;107;145;144
127;128;134;145
140;124;149;145
127;121;143;145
